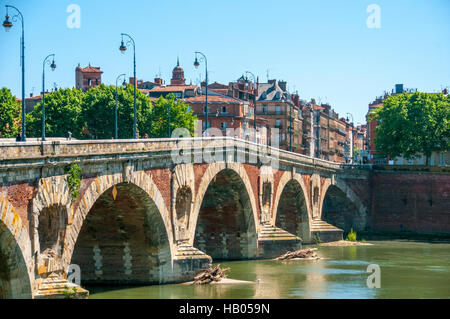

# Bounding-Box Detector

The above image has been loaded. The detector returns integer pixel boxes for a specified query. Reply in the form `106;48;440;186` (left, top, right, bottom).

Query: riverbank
181;278;255;285
356;230;450;243
320;240;373;246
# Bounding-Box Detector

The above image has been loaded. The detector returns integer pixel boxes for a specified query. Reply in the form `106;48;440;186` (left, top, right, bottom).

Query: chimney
30;93;33;97
154;77;163;85
201;81;206;88
268;79;276;85
278;81;287;92
129;77;135;85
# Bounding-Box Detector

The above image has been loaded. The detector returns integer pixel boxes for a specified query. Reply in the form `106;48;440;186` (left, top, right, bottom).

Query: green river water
87;240;450;299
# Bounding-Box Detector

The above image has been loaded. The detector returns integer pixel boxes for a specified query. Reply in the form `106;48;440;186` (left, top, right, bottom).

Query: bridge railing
0;137;343;171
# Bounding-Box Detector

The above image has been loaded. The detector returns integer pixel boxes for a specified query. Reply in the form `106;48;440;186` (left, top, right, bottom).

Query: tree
0;87;20;138
150;93;196;138
373;92;450;164
26;88;84;139
80;84;154;139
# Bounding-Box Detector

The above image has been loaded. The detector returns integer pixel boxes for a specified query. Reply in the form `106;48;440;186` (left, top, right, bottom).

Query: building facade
75;64;103;91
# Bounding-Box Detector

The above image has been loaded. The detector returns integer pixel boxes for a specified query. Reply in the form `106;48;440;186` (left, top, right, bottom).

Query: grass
346;228;357;242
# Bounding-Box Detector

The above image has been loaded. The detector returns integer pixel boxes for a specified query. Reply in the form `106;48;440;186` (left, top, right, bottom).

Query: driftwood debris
193;264;230;285
275;248;319;260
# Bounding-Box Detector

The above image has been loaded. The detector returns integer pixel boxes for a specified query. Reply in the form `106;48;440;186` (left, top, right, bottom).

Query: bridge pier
257;224;302;258
172;243;212;283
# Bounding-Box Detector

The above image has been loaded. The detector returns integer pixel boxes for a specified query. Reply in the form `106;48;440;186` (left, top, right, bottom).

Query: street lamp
42;54;56;141
245;71;257;143
194;52;208;134
119;33;137;139
115;73;126;139
3;5;26;141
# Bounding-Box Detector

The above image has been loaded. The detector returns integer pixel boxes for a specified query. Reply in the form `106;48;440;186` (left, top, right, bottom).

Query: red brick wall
368;172;450;234
1;183;34;233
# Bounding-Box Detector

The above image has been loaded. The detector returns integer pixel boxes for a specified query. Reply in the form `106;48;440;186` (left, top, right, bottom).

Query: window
87;79;91;86
275;119;281;127
276;105;281;115
262;105;267;114
203;106;209;113
221;106;227;113
220;122;228;131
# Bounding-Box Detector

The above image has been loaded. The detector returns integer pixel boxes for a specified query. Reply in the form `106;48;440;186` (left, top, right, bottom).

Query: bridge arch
62;171;174;284
319;179;367;232
190;162;258;259
272;172;312;242
0;196;33;299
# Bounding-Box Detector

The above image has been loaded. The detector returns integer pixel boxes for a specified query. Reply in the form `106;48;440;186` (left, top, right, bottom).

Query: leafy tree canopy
151;93;196;138
24;86;197;140
0;87;20;138
373;92;450;163
26;88;84;139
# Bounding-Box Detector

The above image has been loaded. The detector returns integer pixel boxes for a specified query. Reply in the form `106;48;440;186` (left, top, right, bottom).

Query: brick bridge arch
0;196;33;298
51;171;173;273
271;171;313;242
189;162;259;259
319;178;368;232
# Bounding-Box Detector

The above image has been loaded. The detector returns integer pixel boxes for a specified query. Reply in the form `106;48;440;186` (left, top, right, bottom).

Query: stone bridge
0;137;370;298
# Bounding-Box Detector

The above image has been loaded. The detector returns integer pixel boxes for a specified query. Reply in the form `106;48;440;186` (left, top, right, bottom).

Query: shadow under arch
70;182;172;285
0;210;32;298
321;184;364;232
193;168;258;260
275;179;310;241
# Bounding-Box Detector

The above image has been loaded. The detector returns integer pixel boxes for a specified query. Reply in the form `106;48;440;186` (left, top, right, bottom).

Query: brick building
184;89;257;140
75;64;103;91
255;79;303;152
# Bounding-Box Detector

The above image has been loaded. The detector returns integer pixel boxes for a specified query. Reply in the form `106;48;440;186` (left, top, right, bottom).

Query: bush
346;228;357;242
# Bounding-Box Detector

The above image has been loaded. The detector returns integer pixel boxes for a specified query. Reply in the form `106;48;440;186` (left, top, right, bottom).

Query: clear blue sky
0;0;449;123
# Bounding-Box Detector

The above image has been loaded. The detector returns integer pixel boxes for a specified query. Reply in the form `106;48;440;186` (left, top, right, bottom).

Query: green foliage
151;93;196;138
373;92;450;164
0;87;20;138
23;86;197;139
26;88;84;139
80;84;155;139
346;228;357;242
65;163;82;201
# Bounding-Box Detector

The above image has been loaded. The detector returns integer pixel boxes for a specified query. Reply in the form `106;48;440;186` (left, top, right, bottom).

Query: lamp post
245;71;257;143
119;33;137;139
194;52;208;134
346;112;354;164
41;54;56;141
3;5;26;141
115;74;126;139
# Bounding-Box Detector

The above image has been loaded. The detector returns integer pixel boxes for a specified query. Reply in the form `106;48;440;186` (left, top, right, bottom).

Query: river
87;240;450;299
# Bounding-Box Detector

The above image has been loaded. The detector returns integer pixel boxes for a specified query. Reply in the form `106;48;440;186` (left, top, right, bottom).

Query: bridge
0;137;370;298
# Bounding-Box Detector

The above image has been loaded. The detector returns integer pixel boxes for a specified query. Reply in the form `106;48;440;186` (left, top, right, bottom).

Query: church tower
170;57;186;85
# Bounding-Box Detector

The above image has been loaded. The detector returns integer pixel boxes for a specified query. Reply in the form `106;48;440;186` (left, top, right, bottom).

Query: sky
0;0;449;123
